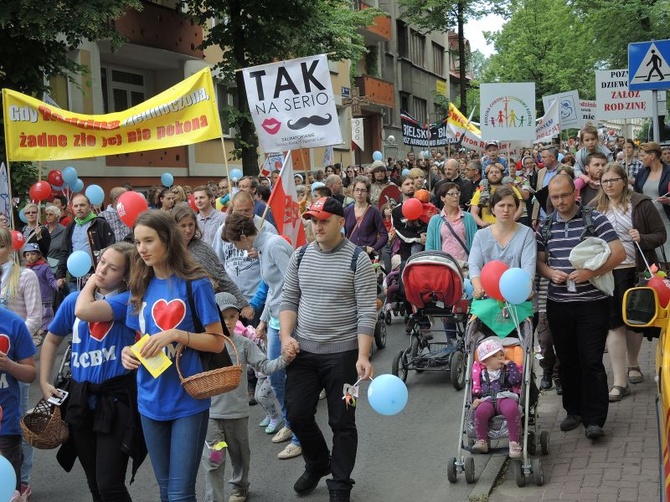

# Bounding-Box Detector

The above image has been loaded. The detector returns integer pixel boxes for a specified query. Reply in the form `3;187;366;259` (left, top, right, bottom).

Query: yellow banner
447;102;481;135
2;68;223;162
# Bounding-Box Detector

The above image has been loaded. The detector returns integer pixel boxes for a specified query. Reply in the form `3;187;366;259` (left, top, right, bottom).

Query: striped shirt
280;238;377;354
537;205;619;302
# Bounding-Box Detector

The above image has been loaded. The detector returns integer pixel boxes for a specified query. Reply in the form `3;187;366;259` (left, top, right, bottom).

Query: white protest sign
580;100;597;125
480;82;536;142
242;54;342;152
535;98;560;143
595;69;653;120
542;90;580;129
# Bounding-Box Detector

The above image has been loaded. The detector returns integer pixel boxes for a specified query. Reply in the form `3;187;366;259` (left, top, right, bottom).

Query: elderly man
531;146;566;227
99;186;131;242
433;158;470;210
325;174;345;205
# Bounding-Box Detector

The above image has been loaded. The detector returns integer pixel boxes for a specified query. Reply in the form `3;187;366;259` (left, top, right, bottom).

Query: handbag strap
440;215;469;254
186;280;232;338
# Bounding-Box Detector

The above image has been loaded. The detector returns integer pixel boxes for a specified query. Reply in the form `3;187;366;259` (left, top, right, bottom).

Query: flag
535;98;560;144
352;118;364;151
323;146;334;166
0;163;10;225
267;151;306;248
260;152;285;178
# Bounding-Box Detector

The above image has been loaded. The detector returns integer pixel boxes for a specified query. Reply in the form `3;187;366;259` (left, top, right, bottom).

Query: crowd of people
1;128;669;502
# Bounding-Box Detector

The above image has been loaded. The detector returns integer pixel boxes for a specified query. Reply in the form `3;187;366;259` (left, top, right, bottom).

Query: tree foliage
181;0;379;171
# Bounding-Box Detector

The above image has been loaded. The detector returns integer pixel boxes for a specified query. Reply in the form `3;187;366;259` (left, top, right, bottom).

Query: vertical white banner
351;118;365;150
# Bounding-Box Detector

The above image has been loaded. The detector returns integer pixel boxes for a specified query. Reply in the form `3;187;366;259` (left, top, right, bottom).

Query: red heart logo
151;299;186;331
89;321;113;342
0;334;9;354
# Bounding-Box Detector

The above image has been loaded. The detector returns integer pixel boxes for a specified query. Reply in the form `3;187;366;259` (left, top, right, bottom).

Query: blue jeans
141;411;209;502
267;325;300;446
19;381;33;484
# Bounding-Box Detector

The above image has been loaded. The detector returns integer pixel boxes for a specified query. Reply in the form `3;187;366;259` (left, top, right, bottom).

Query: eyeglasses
549;191;575;201
601;178;624;185
445;192;461;197
354;188;368;193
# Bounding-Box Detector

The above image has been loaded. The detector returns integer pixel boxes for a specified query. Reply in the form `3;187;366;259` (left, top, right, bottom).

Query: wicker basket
176;335;243;399
20;398;70;449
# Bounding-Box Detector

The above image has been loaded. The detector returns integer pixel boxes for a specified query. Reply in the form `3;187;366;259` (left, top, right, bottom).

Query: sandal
609;385;631;402
627;366;644;384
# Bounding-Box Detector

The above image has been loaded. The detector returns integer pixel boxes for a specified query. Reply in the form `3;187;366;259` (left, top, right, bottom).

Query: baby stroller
447;308;549;486
391;251;469;390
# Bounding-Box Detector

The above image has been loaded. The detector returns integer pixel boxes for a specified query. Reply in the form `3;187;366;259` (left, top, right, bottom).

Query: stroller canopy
402;251;464;309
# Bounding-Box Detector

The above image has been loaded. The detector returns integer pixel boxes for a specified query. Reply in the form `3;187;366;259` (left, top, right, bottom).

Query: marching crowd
1;127;670;502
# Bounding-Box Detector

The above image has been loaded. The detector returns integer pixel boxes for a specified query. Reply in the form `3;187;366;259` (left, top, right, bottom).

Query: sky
463;14;505;57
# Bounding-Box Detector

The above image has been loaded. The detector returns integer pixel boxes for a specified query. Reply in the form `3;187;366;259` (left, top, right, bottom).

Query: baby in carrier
471;337;523;458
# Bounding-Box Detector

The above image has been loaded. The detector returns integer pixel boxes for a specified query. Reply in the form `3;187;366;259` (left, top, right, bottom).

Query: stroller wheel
527;430;537;456
539;431;550;455
513;460;526;487
447;457;457;484
374;320;387;349
385;312;392;325
464;456;476;484
392;351;408;382
450;351;466;391
532;458;545;486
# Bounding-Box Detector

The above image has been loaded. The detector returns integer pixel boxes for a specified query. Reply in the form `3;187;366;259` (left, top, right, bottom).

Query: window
400;93;409;114
409;30;425;67
397;20;408;59
216;83;239;136
100;67;146;113
47;75;69;109
432;43;445;76
413;97;427;124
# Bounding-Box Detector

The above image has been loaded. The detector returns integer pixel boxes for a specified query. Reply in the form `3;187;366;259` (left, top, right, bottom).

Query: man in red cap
280;197;377;502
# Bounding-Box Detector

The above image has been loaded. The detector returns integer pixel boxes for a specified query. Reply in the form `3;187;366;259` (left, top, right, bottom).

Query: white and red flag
267;151;306;247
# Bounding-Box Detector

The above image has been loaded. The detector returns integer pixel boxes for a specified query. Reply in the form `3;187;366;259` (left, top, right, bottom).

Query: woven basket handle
175;333;239;381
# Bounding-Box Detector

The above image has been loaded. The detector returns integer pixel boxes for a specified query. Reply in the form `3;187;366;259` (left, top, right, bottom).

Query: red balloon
187;194;197;212
401;198;423;220
29;181;52;202
10;230;25;251
47;169;64;187
480;260;509;301
116;191;149;227
648;277;670;308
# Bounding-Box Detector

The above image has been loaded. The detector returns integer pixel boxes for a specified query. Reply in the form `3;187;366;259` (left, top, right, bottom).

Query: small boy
202;293;294;502
22;243;58;347
0;308;37;502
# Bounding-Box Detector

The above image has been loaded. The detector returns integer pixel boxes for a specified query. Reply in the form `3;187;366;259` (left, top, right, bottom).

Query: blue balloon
499;267;533;305
230;168;243;181
372;150;383;161
401;168;410;176
161;172;174;188
367;374;408;416
67;250;92;278
0;455;16;502
18;207;27;224
62;166;78;185
71;178;84;193
463;278;474;300
85;184;105;206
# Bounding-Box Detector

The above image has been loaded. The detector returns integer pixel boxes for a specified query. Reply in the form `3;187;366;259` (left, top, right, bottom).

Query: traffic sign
629;39;670;91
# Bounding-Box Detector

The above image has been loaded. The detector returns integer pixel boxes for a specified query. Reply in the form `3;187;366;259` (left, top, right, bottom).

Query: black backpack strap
579;205;597;241
350;246;364;272
295;244;309;270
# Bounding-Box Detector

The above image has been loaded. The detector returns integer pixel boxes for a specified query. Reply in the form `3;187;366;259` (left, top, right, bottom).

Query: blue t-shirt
126;276;219;420
49;291;135;384
0;309;36;436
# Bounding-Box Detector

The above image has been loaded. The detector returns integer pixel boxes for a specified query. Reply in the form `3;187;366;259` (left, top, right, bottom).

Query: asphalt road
25;318;499;501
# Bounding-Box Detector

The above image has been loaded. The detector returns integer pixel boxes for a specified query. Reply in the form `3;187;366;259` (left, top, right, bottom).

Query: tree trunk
457;0;467;116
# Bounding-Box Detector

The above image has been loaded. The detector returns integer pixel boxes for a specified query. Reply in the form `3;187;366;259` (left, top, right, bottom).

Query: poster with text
480;83;536;142
542;90;580;129
242;54;342;152
595;69;653;120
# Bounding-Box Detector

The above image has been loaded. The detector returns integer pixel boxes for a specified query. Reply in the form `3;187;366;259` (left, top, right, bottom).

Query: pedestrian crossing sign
629;39;670;91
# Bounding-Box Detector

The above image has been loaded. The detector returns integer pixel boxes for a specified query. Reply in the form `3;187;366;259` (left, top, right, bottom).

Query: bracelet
185;330;191;347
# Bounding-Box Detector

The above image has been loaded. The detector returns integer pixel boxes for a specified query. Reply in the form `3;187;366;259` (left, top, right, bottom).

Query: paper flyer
131;334;172;378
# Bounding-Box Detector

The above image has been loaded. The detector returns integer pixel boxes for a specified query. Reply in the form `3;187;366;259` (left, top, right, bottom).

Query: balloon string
353;376;369;386
634;241;653;277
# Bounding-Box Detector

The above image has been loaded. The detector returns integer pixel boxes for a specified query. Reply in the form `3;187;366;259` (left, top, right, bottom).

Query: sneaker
265;417;283;434
21;484;31;501
278;443;303;459
560;414;582;432
539;372;553;390
471;439;489;454
293;465;331;494
585;424;605;440
509;441;522;459
228;487;249;502
259;416;271;427
272;426;293;443
319;389;327;400
330;489;351;502
554;378;563;396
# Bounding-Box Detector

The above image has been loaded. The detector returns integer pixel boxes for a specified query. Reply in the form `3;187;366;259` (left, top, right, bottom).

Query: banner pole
5;160;16;230
300;147;310;186
219;136;231;185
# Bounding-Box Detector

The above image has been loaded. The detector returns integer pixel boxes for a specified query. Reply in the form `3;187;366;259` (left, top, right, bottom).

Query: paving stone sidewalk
488;339;660;502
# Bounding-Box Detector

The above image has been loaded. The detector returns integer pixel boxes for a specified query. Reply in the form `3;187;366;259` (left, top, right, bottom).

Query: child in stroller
382;254;405;322
471;337;522;458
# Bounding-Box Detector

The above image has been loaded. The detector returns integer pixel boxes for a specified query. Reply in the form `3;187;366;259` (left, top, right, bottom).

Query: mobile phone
47;390;69;406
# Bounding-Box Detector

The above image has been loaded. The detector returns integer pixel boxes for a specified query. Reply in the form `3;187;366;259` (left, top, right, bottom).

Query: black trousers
547;298;609;427
286;349;359;493
71;413;132;502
